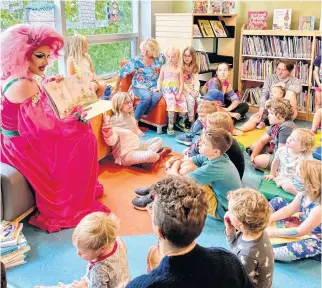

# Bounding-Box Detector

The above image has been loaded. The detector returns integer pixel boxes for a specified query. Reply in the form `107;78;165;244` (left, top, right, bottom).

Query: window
1;0;139;77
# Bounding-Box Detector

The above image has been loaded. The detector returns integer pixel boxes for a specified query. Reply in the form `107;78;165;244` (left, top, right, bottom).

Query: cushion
259;173;295;203
313;146;322;161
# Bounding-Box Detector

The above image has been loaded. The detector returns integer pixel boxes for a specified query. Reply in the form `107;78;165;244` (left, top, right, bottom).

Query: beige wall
172;0;321;87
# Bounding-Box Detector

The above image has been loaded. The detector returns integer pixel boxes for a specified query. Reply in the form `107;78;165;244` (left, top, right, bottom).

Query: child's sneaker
256;121;266;130
175;119;189;133
132;194;154;210
134;187;151;198
167;127;175;135
175;133;194;146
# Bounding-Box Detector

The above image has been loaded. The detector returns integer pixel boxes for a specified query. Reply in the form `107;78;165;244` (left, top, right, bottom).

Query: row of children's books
193;0;235;15
241;59;309;84
247;9;315;31
0;221;30;269
242;36;313;59
316;39;322;57
196;51;217;73
193;20;228;38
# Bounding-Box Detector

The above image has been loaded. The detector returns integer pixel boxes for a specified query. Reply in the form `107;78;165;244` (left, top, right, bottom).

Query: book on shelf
0;223;23;248
1;233;28;256
242;35;313;59
193;24;203;38
197;51;211;72
210;20;228;37
315;38;321;57
247;11;268;30
240;87;261;106
299;16;315;31
208;0;222;14
222;1;235;14
273;9;292;31
193;0;208;14
297;91;307;112
198;20;215;37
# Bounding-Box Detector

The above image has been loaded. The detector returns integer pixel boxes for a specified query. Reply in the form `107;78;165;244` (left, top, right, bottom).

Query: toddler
102;92;171;166
249;98;296;170
263;128;315;194
181;46;200;128
225;188;274;288
67;34;107;97
156;47;186;135
267;160;322;261
36;212;130;288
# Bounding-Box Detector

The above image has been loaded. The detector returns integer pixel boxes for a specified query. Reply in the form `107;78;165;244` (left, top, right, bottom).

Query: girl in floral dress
156;47;186;135
267;160;321;261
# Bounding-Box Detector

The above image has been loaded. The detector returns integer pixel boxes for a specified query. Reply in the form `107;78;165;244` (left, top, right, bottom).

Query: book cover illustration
193;0;208;14
193;24;203;37
210;20;227;37
273;9;292;30
299;16;315;31
44;73;98;119
198;20;215;37
208;0;222;14
222;1;235;14
247;11;268;30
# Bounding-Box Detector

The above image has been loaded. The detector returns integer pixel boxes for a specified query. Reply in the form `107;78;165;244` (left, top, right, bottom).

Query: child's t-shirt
266;121;296;153
225;231;274;288
275;146;313;179
85;237;130;288
313;55;322;86
188;154;242;218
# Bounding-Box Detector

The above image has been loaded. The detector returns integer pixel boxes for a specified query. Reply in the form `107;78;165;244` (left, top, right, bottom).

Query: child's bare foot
256;122;266;130
158;147;172;158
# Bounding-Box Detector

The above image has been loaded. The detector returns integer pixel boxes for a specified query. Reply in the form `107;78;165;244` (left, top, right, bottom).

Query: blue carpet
7;121;321;288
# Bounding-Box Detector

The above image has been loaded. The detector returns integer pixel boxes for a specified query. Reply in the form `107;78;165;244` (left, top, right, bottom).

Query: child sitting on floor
102;92;171;167
224;188;274;288
267;160;322;262
36;212;130;288
263;128;315;195
132;128;242;220
185;111;245;179
249;98;296;170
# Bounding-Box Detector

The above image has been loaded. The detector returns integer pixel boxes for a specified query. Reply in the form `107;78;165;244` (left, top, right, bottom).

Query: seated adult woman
127;176;254;288
0;24;109;233
111;38;165;124
240;60;301;132
67;34;107;97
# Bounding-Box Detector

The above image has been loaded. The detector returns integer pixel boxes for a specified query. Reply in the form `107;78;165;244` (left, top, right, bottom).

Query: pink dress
0;78;110;232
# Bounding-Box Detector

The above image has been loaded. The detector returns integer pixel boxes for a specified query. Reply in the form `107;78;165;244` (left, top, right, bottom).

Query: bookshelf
238;25;322;121
155;13;237;84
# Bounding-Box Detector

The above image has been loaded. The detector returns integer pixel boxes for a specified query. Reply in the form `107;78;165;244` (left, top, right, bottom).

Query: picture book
198;20;215;37
299;16;315;31
0;223;23;248
193;0;208;14
273;9;292;30
1;233;27;256
222;1;235;14
44;73;98;120
193;24;203;37
247;11;268;30
0;222;18;242
208;0;222;14
210;20;228;37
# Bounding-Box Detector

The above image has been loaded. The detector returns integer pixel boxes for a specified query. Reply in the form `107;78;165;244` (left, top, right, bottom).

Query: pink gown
0;78;110;232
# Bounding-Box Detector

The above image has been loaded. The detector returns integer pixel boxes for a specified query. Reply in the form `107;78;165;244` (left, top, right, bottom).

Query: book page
85;100;112;120
44;73;98;119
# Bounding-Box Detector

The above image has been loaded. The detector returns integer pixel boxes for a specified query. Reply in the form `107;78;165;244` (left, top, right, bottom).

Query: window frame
54;0;139;78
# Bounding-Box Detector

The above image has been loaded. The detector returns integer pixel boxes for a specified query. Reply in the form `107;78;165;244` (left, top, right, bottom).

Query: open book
44;73;99;119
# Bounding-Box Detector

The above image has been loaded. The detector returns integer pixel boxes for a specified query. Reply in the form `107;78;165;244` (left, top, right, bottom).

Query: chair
119;60;168;133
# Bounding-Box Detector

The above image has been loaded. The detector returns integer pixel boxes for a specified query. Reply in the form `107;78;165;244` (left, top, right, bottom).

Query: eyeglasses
123;100;133;105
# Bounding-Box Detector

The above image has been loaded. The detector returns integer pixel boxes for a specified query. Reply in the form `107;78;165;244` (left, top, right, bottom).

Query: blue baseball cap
203;89;224;103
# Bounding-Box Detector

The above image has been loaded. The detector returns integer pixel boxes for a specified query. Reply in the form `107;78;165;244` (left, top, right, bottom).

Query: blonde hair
271;85;286;98
139;38;161;58
72;212;119;251
197;101;220;115
228;189;270;233
299;160;322;203
207;112;234;134
68;34;90;64
291;128;315;154
203;128;232;155
166;47;180;66
111;92;133;116
182;46;199;74
266;98;294;120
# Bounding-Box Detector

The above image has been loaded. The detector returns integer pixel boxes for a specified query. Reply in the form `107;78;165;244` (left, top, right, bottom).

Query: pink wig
1;24;64;80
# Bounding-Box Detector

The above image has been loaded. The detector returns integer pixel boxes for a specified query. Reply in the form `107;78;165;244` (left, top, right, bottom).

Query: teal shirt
188;154;242;218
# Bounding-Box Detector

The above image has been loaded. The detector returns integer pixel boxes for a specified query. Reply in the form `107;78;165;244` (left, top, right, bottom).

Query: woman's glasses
123;100;133;106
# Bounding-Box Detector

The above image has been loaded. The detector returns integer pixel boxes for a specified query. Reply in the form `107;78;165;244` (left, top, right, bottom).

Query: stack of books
0;221;30;269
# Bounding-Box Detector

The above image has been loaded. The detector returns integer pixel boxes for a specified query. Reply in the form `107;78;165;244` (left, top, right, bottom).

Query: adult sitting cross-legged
127;176;255;288
111;38;166;133
240;59;301;132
